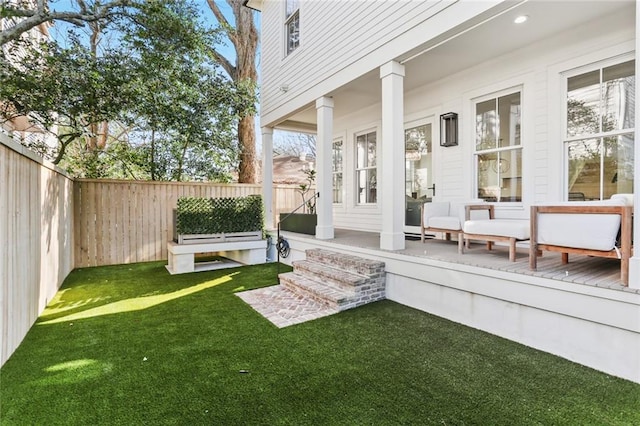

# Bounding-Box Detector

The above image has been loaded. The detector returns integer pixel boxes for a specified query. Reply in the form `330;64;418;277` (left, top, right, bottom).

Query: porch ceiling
277;0;634;132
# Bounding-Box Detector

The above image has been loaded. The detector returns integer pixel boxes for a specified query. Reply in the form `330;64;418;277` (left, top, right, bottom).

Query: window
565;59;635;200
356;131;377;204
475;91;522;202
285;0;300;55
332;139;343;204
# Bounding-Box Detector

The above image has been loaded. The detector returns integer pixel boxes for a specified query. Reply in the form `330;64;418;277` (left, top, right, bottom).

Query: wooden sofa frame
529;204;633;286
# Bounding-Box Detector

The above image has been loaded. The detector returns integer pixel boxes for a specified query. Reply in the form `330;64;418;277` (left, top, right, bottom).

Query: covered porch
259;0;640;290
279;228;636;292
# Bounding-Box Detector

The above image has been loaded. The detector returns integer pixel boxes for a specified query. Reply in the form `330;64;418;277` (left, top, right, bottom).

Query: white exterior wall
329;8;634;229
260;0;504;126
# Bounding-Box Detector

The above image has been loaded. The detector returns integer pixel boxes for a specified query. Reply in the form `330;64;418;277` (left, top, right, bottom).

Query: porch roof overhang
269;0;635;133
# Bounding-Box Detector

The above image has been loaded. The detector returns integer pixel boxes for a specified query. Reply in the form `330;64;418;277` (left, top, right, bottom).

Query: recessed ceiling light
514;15;529;24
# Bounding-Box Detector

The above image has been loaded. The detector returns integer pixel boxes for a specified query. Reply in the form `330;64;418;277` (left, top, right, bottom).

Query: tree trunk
237;114;256;183
207;0;259;183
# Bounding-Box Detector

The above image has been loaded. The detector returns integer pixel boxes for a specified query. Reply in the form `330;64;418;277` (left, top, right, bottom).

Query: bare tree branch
0;0;135;45
209;46;236;79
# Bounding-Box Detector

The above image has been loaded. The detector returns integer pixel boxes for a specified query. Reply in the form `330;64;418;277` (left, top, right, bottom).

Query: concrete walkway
236;285;338;328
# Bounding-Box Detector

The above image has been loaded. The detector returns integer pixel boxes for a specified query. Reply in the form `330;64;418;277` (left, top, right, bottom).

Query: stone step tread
291;259;368;287
305;248;385;277
279;272;356;306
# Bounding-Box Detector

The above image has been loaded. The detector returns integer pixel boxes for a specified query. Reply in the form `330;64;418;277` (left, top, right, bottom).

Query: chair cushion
423;201;451;216
463;219;530;240
611;193;634;206
535;198;626;251
428;216;462;231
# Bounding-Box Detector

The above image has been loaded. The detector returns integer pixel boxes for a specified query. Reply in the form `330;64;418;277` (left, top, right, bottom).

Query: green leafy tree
1;0;257;180
0;36;136;164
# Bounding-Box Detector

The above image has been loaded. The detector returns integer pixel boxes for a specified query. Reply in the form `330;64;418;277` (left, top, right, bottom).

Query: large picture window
565;59;635;200
356;131;377;204
332;139;343;204
285;0;300;55
475;91;522;202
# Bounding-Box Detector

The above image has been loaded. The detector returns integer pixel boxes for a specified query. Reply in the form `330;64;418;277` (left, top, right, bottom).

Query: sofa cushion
428;216;462;231
611;193;634;206
464;219;530;240
535;198;625;251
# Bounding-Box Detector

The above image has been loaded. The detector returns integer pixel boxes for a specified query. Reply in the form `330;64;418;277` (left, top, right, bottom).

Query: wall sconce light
440;112;458;147
280;84;289;93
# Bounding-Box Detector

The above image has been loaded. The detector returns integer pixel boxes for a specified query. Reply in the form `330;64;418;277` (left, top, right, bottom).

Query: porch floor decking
282;229;639;294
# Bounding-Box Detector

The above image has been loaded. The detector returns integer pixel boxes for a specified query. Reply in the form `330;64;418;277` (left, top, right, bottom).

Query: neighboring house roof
256;154;315;184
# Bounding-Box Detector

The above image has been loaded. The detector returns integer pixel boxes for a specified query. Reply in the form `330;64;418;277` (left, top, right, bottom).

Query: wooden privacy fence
1;135;75;366
74;179;304;268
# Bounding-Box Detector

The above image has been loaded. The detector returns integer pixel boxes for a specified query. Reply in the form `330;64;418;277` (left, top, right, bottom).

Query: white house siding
327;7;634;230
259;0;505;126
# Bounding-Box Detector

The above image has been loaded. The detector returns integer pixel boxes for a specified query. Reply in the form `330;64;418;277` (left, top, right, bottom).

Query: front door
404;121;434;234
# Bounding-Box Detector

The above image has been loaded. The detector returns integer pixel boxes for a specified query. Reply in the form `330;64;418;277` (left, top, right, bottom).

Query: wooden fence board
1;136;74;367
0;146;8;359
72;180;301;267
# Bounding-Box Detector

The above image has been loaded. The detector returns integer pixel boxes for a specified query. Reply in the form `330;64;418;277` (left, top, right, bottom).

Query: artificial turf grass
1;262;639;425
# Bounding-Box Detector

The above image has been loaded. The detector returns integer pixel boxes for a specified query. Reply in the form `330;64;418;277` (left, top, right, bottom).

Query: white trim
558;54;635;202
463;73;535;216
283;0;301;59
332;136;346;207
547;41;635;203
403;115;436;234
353;127;380;208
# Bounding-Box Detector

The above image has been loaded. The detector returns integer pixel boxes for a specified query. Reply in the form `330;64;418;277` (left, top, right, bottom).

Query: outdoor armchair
420;199;487;243
529;194;634;285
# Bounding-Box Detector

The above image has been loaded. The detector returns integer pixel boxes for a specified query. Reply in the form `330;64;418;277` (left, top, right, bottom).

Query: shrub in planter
175;195;264;243
279;169;317;235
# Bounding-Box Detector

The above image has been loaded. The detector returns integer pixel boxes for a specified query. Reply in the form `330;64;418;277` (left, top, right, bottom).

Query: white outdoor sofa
420;199;487;243
529;194;634;286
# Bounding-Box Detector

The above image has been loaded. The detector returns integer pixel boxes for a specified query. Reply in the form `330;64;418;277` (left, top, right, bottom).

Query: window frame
473;87;524;203
562;56;635;201
332;138;344;205
284;0;300;56
354;130;378;206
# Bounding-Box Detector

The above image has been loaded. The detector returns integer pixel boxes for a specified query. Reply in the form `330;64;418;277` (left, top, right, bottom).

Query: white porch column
630;4;640;289
315;96;335;239
379;61;406;251
261;126;275;230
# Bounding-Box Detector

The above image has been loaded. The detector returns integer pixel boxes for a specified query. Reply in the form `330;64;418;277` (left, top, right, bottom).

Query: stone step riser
291;261;367;292
279;270;385;312
280;276;385;312
305;248;385;278
279;274;343;309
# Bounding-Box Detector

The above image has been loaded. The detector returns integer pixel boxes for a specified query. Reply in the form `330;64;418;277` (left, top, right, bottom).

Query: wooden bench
167;239;267;274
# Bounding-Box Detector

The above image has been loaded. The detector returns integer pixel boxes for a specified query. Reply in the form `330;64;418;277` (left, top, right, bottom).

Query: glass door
404;122;433;234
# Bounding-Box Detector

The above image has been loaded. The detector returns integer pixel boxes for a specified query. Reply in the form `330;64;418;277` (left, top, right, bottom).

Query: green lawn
1;261;639;425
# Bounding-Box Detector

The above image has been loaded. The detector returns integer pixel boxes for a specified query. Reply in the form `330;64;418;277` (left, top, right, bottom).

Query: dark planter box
279;213;317;235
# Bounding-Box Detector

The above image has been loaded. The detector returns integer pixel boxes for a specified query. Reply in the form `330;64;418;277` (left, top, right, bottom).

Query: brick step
305;248;385;277
279;272;356;310
291;259;369;291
